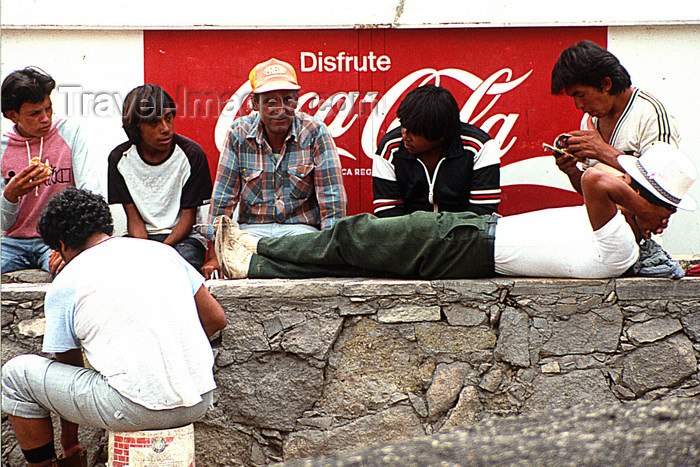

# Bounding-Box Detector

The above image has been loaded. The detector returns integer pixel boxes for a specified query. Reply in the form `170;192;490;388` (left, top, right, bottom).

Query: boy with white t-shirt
108;84;212;272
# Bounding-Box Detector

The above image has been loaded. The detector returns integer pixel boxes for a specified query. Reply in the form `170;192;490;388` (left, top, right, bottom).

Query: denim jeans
238;222;319;238
146;234;206;273
1;235;51;273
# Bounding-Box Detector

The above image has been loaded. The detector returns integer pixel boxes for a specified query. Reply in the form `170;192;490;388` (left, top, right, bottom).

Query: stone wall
2;277;699;466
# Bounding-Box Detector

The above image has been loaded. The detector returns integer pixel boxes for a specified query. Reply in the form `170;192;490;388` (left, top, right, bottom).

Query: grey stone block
283;405;424;461
216;353;324;431
377;305;441;323
524;369;618;413
621;333;697;395
1;269;50;283
426;362;469;417
626;317;683;345
442;385;482;430
680;311;700;341
414;322;497;357
616;277;700;300
541;304;622;355
495;307;530;367
443;303;487;326
281;316;343;359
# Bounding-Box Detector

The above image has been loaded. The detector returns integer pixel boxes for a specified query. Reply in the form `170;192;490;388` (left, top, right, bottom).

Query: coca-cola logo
145;28;600;216
214;66;532;163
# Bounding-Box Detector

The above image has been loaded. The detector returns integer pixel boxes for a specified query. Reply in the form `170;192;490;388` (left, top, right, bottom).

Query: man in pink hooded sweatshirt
1;66;101;274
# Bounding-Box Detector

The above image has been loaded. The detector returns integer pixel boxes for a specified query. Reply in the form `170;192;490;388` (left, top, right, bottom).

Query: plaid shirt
209;111;347;233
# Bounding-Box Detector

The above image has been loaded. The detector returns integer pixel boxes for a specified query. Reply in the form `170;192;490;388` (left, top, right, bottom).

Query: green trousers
249;211;497;280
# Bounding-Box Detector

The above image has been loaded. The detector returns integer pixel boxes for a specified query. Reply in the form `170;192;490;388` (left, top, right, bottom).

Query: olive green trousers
249;211;497;280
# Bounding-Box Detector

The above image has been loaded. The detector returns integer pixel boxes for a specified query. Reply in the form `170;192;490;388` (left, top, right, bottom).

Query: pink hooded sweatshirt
1;118;101;238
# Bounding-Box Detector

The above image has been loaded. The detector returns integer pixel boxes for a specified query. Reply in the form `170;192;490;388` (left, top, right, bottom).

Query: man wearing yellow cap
203;58;347;279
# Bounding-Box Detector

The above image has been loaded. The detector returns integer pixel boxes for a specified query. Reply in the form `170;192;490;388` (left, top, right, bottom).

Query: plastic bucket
108;423;195;466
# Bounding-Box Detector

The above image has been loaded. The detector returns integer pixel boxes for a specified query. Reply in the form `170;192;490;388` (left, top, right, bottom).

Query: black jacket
372;123;500;217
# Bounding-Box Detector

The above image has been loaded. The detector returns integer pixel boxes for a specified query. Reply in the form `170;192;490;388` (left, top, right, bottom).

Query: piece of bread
30;157;52;177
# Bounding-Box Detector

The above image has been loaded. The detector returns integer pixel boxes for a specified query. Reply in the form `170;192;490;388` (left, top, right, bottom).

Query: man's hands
582;167;675;241
123;204;149;239
553;149;581;176
630;202;674;240
2;163;51;203
202;256;221;280
548;129;625;195
562;130;624;172
48;250;66;276
549;144;584;195
164;208;197;247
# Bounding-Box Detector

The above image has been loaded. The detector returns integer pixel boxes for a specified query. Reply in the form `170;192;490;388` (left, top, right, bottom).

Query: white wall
1;29;144;189
608;25;700;255
1;29;142;234
2;25;699;254
2;0;698;28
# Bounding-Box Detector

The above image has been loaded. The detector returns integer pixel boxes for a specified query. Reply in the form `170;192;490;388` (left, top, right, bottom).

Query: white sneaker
238;230;260;253
214;216;252;279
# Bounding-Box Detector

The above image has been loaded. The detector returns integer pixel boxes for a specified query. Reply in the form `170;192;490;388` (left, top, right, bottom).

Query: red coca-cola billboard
144;27;606;216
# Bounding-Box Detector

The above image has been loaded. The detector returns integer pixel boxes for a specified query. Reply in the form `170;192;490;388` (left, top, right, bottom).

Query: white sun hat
618;142;697;211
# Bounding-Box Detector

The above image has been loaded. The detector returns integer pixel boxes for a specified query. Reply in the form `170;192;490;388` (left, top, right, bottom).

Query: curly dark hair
38;188;114;251
396;85;461;142
1;67;56;118
122;84;176;144
551;40;632;95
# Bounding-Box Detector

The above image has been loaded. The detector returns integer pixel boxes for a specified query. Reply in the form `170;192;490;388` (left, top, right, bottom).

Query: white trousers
2;355;212;431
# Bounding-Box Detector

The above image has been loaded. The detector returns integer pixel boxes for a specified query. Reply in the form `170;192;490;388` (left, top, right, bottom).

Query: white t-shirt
494;205;639;278
42;236;214;410
107;134;212;245
582;88;680;168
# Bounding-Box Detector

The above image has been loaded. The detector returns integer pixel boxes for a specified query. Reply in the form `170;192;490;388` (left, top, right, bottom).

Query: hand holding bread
2;160;52;202
30;156;52;179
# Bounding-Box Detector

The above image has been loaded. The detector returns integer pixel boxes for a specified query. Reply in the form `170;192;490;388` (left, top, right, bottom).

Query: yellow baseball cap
249;58;301;94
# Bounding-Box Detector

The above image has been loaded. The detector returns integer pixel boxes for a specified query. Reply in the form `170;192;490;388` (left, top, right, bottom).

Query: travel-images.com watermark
55;85;382;119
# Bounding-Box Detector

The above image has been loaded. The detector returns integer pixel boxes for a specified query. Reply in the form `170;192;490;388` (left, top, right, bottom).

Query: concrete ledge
1;269;51;284
2;277;700;466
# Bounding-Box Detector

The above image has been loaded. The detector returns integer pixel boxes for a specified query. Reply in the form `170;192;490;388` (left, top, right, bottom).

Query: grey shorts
2;354;213;431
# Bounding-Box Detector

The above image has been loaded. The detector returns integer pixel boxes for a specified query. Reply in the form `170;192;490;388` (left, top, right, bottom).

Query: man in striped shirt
372;85;501;218
203;58;347;279
550;40;680;194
